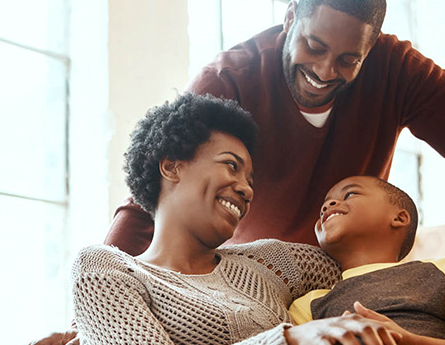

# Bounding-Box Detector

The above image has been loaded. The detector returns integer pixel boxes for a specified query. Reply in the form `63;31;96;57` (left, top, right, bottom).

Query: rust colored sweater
105;26;445;256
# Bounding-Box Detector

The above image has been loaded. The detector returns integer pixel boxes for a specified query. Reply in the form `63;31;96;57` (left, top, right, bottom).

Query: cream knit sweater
72;239;341;344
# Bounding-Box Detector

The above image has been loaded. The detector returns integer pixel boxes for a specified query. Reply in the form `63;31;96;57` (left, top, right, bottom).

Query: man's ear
283;1;297;33
159;158;181;183
391;209;410;229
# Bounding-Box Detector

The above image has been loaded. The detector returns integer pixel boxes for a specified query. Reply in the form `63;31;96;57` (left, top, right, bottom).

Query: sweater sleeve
104;195;154;256
390;39;445;157
233;324;291;345
72;246;176;345
220;240;341;300
186;66;239;102
284;242;341;299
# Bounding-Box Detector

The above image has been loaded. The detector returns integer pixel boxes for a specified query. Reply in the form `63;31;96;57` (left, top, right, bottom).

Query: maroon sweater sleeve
104;196;154;256
186;66;239;101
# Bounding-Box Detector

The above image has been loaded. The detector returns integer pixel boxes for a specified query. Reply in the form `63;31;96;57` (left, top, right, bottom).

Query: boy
289;176;445;343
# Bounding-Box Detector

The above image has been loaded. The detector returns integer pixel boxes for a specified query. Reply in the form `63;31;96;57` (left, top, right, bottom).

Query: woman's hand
28;330;79;345
284;311;402;345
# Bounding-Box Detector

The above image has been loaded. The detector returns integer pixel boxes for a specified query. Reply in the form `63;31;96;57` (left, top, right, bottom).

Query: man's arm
353;302;445;345
104;196;154;256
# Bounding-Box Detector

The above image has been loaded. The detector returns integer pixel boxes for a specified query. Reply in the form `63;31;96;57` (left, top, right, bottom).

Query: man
32;0;445;343
105;0;445;256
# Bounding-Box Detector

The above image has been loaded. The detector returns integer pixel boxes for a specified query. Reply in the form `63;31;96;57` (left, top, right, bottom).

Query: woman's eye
227;161;238;171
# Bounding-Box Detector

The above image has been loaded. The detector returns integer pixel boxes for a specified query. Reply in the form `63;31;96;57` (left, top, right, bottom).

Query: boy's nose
321;200;338;214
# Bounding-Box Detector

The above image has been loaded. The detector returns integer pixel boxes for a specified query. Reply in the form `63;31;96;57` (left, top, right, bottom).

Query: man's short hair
124;93;258;217
295;0;387;43
372;177;418;260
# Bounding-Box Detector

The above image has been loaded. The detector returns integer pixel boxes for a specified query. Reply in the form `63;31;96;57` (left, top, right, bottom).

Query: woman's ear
283;1;297;33
391;209;410;229
159;158;181;183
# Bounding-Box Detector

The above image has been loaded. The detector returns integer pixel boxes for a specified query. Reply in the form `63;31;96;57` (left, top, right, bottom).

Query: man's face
282;5;375;107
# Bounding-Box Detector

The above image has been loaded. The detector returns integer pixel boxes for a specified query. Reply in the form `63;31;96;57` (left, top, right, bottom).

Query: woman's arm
72;269;176;344
72;246;176;344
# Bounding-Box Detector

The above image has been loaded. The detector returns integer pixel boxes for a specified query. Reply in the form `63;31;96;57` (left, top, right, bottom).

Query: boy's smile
315;176;401;261
321;211;345;226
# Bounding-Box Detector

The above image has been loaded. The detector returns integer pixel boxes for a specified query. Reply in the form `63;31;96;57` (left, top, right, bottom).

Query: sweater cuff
236;323;293;345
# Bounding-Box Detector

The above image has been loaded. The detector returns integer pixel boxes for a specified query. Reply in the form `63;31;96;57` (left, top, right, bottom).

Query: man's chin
294;93;335;108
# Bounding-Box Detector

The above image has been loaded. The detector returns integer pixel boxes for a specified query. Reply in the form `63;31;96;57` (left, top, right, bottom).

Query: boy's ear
391;209;410;229
159;158;181;183
283;1;297;33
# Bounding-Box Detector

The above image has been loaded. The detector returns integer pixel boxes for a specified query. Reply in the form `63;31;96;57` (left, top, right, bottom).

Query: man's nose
313;57;337;82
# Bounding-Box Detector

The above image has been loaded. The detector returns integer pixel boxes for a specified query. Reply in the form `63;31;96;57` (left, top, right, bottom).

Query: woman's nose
236;181;254;203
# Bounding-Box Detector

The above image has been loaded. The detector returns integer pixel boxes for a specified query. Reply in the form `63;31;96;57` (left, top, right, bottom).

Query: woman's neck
138;216;221;274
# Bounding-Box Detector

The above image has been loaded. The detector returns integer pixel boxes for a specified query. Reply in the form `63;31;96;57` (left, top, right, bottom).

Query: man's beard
282;43;348;108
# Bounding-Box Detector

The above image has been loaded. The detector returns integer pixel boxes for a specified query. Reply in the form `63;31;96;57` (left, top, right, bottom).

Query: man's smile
301;69;329;89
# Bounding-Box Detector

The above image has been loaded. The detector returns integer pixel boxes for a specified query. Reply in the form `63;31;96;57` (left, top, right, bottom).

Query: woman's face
172;131;254;248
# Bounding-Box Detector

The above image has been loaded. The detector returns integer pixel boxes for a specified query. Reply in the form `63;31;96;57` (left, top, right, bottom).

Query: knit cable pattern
72;239;340;344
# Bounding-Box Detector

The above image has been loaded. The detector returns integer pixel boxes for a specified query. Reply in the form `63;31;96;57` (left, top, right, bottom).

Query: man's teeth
303;71;328;89
325;213;342;223
219;199;241;218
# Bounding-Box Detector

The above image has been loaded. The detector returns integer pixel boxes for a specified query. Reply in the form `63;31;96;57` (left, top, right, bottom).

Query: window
188;0;288;78
0;1;70;344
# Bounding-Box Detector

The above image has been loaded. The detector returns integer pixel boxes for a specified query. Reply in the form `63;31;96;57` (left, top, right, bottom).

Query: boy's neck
336;250;400;271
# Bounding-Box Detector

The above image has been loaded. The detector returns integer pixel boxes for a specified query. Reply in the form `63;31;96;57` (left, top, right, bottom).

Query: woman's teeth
219;199;241;218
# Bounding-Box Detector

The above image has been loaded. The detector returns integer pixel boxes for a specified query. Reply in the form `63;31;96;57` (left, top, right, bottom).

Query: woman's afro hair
124;93;258;216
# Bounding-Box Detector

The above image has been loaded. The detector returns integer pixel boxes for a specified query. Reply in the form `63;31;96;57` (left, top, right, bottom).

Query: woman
72;93;399;344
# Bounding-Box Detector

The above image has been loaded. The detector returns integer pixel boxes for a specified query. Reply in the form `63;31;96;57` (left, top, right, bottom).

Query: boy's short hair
124;93;258;217
372;177;418;260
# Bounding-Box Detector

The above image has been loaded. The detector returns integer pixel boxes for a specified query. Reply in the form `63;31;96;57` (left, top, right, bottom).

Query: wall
107;0;190;220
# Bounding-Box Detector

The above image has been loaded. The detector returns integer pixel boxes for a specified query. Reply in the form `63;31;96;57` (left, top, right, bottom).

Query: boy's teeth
326;213;342;222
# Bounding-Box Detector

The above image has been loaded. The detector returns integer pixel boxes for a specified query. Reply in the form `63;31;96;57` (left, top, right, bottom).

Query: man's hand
284;312;402;345
29;330;79;345
353;301;445;345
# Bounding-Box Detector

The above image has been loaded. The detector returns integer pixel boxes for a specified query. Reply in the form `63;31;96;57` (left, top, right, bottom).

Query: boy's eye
344;191;357;199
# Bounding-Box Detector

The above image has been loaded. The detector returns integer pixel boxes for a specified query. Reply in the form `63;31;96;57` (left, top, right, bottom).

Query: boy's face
315;176;399;257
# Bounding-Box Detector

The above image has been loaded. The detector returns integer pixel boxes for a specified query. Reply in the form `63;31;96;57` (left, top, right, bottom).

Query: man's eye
340;57;361;68
306;41;325;55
